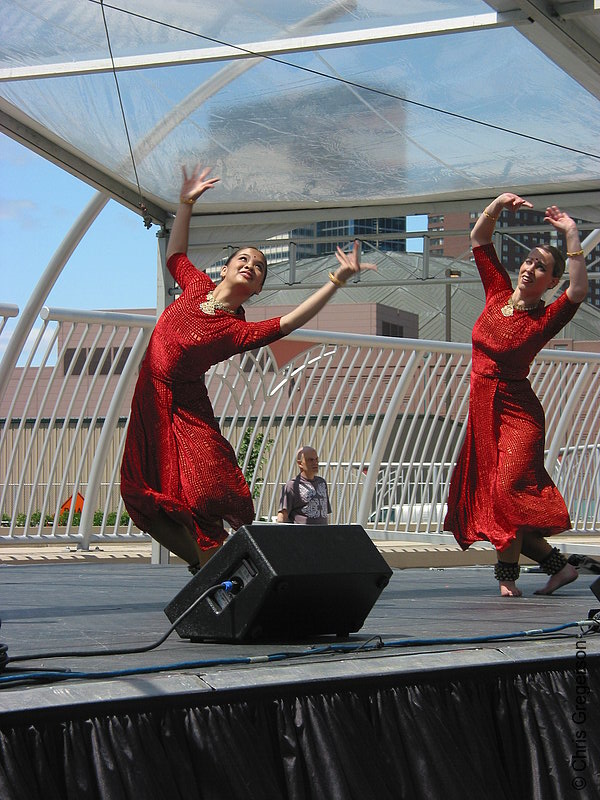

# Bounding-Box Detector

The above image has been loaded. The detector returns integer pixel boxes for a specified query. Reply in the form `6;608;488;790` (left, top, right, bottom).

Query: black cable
98;0;153;228
2;580;237;669
88;0;600;162
1;618;597;689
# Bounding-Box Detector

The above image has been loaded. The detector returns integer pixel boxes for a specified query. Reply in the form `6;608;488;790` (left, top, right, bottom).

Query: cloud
0;331;9;359
0;198;39;229
0;198;36;219
0;320;58;368
0;140;36;167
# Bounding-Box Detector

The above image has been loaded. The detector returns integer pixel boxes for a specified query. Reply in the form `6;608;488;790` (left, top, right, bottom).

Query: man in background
277;446;331;525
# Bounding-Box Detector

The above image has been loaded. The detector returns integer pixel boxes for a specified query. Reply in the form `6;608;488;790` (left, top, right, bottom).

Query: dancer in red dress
444;192;588;596
121;165;375;573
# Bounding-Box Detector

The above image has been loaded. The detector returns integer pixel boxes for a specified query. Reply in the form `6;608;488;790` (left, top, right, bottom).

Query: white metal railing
0;304;19;339
1;308;599;547
0;306;155;542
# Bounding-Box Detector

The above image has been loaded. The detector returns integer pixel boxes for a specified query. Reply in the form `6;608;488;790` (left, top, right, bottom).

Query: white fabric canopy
1;0;599;230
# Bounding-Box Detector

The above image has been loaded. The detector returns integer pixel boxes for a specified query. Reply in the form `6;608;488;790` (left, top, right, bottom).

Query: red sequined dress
443;243;580;552
121;253;283;549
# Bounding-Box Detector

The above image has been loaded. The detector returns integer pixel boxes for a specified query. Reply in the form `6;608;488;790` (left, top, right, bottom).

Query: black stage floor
2;562;600;800
1;562;599;714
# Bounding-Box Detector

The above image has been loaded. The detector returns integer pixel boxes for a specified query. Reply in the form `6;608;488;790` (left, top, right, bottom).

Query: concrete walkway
1;533;598;570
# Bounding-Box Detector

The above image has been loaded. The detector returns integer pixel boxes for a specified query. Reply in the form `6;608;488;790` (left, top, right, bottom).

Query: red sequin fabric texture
444;243;580;552
121;253;283;549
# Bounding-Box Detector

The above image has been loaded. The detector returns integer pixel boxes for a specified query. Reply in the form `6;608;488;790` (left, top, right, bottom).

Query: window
64;348;87;375
112;347;132;374
64;346;133;375
89;347;111;375
381;321;404;338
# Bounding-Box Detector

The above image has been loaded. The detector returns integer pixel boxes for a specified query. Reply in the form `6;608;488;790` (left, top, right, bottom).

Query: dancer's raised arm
471;192;533;247
544;206;587;303
279;240;376;334
166;165;220;260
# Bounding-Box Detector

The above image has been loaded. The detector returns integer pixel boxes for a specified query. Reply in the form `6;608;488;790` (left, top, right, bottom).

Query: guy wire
99;0;152;228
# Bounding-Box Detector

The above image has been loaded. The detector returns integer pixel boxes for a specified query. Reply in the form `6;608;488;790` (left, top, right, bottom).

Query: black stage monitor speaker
591;575;600;604
164;523;392;643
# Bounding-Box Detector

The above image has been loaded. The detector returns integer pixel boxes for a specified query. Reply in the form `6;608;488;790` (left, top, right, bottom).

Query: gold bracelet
483;210;498;221
179;197;195;205
329;272;346;288
566;249;584;258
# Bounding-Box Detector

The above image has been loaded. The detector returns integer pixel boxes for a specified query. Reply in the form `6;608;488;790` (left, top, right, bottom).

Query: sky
0;134;425;358
0;134;163;362
0;135;159;313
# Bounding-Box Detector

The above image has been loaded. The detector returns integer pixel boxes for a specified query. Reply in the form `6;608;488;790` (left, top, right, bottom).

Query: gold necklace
200;291;240;316
501;296;543;317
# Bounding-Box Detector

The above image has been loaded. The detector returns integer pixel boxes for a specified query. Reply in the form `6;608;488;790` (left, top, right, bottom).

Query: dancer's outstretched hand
333;240;377;283
179;165;220;204
493;192;533;213
544;205;578;235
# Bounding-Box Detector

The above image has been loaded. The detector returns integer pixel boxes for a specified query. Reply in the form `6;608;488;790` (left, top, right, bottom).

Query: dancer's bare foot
500;580;522;597
534;563;578;595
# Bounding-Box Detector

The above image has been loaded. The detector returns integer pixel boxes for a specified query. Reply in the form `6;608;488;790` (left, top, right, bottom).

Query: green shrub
54;510;81;527
237;427;274;499
93;510;104;526
30;511;42;525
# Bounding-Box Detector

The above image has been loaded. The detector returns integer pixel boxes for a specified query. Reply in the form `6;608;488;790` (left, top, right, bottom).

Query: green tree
237;427;273;499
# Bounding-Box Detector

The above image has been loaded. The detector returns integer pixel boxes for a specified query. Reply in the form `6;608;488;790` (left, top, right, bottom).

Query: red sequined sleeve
473;243;512;302
167;252;213;292
232;317;283;352
541;291;581;341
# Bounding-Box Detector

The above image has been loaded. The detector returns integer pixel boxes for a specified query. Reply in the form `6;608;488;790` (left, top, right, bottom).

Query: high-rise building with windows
309;217;407;257
258;217;407;262
212;216;408;274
